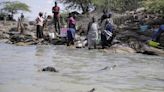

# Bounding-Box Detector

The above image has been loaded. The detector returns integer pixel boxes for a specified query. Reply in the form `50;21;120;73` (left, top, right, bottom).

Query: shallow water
0;43;164;92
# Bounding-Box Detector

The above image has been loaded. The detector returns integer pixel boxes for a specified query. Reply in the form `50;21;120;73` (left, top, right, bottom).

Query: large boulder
0;31;10;39
9;27;17;32
51;37;67;45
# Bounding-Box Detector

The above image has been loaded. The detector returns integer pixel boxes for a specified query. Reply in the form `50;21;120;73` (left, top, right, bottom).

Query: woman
36;12;44;39
87;17;99;49
101;13;115;49
67;13;76;46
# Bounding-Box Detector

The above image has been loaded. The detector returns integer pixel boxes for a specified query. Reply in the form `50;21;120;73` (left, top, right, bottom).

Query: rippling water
0;43;164;92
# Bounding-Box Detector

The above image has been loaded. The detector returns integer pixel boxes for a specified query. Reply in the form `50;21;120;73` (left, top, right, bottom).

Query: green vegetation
61;0;164;14
61;0;91;14
93;0;142;12
142;0;164;14
61;0;142;13
0;1;30;20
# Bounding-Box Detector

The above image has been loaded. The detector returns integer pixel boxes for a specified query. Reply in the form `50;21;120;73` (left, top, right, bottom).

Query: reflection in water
35;45;46;57
0;43;164;92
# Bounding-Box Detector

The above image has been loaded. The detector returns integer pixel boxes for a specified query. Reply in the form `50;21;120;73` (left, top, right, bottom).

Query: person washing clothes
67;13;76;46
101;13;115;49
87;17;99;49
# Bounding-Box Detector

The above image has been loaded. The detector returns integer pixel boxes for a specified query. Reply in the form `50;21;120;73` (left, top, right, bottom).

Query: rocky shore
0;10;164;56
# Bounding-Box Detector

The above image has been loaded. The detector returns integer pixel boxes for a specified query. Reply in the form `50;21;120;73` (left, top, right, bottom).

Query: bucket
48;32;55;39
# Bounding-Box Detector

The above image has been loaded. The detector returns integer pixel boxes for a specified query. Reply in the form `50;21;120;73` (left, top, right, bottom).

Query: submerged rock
50;38;67;45
88;88;95;92
140;50;158;56
42;66;58;72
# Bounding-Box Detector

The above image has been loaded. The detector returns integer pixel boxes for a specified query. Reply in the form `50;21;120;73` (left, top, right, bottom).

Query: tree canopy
61;0;164;14
61;0;142;13
0;1;30;15
142;0;164;14
61;0;91;14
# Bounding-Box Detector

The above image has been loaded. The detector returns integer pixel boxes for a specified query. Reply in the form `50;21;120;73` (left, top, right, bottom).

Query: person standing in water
36;12;44;39
67;13;76;46
152;24;164;42
87;17;99;49
52;2;60;34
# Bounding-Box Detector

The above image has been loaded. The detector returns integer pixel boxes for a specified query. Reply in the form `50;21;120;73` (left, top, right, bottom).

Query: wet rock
24;31;36;39
2;33;10;39
145;47;164;56
0;39;10;43
109;44;136;54
51;38;67;45
139;50;158;56
9;27;17;32
29;21;35;25
15;42;29;46
99;65;117;71
42;66;58;72
0;31;10;39
10;34;25;43
88;88;95;92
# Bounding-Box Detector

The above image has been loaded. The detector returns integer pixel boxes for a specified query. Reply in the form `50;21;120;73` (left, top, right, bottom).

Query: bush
143;0;164;14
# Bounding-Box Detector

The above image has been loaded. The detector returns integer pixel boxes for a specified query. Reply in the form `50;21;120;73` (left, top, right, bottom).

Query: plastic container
148;40;160;47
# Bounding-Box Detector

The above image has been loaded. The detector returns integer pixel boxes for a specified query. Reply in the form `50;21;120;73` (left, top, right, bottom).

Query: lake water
0;43;164;92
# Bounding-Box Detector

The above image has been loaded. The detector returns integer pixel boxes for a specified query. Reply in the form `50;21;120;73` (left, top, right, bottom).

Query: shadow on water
0;43;164;92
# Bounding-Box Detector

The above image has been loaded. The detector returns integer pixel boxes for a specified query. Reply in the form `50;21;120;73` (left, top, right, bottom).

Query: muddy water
0;43;164;92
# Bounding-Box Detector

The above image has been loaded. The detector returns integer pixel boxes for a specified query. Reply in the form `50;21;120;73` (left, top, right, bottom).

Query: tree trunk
80;3;86;14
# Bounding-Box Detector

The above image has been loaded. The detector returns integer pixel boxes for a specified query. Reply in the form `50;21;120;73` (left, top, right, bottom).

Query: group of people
87;10;116;49
35;2;60;40
35;2;115;49
35;2;76;44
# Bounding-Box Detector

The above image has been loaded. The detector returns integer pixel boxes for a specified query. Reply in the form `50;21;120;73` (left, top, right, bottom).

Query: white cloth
103;30;113;40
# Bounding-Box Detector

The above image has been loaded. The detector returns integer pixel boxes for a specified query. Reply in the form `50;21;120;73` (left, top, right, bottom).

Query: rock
88;88;95;92
9;27;17;32
15;42;28;46
51;38;67;45
24;31;36;39
42;66;58;72
148;47;164;56
29;21;35;25
114;46;136;54
23;23;29;27
2;33;10;39
99;65;116;71
140;50;158;56
0;31;10;39
10;34;24;43
5;40;12;44
107;44;136;54
0;39;10;43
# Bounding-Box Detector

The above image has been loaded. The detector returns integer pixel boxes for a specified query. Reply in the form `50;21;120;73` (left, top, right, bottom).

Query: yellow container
148;40;160;47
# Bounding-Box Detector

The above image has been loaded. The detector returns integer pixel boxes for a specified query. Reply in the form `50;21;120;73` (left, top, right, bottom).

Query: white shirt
36;16;44;26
